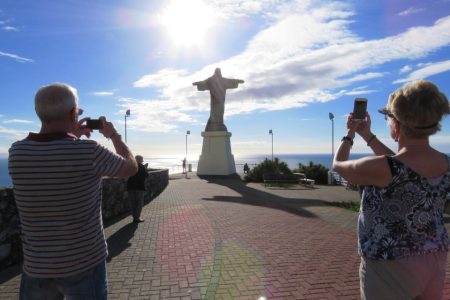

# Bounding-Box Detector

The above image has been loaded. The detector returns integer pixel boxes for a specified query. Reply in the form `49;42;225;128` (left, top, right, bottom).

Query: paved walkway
1;174;450;299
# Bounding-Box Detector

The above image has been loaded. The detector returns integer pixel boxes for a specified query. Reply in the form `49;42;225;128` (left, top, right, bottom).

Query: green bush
293;161;329;185
328;201;360;212
244;157;292;182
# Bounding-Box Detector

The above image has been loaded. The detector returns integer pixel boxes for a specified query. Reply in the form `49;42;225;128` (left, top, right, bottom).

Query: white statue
193;68;244;131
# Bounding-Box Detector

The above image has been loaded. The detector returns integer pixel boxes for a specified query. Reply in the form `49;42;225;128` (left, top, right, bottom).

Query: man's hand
72;117;93;138
98;116;117;139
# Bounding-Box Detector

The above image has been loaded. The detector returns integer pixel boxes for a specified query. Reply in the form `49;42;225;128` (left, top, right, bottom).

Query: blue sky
1;0;450;161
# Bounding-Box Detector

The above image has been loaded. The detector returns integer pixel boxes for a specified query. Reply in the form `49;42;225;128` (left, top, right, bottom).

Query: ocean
0;153;368;188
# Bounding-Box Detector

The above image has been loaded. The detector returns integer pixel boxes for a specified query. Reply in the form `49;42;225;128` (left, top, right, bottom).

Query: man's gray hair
35;83;79;122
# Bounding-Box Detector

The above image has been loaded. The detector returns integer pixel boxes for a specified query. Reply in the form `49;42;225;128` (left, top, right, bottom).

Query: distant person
182;158;187;174
8;83;138;299
127;155;149;223
333;80;450;299
243;163;250;174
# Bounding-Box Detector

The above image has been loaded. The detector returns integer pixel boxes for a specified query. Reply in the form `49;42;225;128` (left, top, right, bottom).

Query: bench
263;173;315;187
263;173;299;186
293;173;315;187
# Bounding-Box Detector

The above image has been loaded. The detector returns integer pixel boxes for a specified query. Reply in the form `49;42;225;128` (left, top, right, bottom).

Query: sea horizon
0;153;367;188
3;152;449;188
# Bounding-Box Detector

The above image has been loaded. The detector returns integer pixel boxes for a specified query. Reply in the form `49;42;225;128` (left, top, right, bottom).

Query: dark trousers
128;190;144;220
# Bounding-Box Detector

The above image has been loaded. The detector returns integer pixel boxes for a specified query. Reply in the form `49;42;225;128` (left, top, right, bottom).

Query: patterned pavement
1;174;450;299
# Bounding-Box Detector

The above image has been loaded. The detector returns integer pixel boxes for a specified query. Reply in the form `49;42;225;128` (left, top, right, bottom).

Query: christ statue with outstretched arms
193;68;244;131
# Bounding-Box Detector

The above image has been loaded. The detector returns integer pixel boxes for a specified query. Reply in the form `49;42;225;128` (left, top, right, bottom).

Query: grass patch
328;201;360;212
263;183;297;188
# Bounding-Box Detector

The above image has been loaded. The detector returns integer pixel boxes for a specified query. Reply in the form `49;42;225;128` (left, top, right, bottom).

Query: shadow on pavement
106;222;138;262
199;175;327;219
0;264;21;284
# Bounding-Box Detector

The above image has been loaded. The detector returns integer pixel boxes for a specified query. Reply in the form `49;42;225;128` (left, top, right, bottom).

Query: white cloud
0;51;33;63
134;68;189;88
0;125;28;140
398;7;424;17
400;65;412;73
127;1;450;133
205;0;284;20
116;97;199;133
344;86;378;96
2;119;34;124
2;25;18;31
93;91;114;96
393;59;450;83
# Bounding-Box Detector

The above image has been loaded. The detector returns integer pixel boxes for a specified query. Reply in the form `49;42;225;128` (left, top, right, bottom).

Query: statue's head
214;68;222;78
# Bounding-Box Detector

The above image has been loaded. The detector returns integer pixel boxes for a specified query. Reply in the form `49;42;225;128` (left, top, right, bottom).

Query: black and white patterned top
358;155;450;260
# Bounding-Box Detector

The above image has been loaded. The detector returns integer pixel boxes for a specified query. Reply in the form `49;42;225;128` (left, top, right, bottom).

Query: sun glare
159;0;215;47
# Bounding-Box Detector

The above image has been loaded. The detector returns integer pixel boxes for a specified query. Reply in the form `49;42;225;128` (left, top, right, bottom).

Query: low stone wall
0;169;168;269
102;169;169;219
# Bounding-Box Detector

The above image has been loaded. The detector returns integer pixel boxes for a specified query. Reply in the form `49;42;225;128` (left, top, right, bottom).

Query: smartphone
353;98;367;120
86;119;103;130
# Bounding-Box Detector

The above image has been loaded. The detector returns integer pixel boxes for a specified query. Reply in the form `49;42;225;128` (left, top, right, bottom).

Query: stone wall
0;169;168;269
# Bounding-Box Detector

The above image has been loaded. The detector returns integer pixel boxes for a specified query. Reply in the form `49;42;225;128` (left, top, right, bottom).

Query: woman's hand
346;113;365;138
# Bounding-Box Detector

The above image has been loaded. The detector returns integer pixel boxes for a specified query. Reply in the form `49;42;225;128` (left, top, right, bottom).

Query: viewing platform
1;173;450;299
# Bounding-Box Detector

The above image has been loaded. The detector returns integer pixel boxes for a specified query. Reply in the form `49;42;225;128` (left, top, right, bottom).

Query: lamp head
126;109;131;117
269;129;273;134
329;112;334;120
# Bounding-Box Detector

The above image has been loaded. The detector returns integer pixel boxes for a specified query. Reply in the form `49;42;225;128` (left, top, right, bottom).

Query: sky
1;0;450;162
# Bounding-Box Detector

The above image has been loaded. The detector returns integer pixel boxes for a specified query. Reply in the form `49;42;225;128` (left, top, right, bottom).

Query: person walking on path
127;155;148;223
333;80;450;299
8;83;138;299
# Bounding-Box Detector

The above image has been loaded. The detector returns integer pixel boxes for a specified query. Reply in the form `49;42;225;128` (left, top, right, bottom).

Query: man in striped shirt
8;83;138;299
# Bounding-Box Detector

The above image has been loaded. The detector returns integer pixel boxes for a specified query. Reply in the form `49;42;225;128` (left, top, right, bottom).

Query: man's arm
99;117;138;177
110;133;138;177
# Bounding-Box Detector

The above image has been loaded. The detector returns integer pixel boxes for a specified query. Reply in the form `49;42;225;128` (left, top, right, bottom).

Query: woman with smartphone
333;80;450;299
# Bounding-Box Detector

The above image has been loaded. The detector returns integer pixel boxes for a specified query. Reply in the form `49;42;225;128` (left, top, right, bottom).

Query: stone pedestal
197;131;236;175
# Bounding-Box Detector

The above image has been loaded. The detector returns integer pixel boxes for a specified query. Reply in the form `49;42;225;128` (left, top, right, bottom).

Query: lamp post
185;130;190;160
185;130;190;177
124;109;131;143
269;129;273;161
329;112;334;164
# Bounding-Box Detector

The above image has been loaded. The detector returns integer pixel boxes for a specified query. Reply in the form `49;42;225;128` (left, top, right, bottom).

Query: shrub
244;157;292;182
293;161;329;185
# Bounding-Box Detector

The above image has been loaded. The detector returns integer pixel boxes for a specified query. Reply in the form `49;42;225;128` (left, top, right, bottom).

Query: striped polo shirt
8;132;125;278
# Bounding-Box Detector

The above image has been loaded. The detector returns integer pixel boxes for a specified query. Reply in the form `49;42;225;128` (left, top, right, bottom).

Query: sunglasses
378;108;395;121
71;107;84;116
384;112;395;121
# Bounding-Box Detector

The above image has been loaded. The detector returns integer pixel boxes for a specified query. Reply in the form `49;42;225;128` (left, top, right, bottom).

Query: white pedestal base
197;131;236;175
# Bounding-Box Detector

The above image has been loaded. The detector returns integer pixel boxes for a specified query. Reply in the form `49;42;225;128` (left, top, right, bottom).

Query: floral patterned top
358;155;450;260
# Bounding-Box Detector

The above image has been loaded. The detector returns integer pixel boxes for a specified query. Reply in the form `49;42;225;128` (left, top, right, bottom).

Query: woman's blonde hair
35;83;78;122
387;80;449;138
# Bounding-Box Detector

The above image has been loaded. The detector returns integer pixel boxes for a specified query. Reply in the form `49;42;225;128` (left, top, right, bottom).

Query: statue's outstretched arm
192;80;209;91
224;78;244;89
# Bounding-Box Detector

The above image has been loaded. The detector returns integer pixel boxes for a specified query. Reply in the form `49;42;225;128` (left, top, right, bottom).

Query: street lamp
124;109;130;143
329;112;334;164
185;130;190;161
269;129;273;161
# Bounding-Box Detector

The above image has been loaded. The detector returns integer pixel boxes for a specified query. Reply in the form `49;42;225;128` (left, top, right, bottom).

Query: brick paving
1;174;450;299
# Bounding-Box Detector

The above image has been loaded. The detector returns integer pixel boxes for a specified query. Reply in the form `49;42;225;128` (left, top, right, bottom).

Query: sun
159;0;215;47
